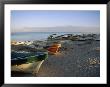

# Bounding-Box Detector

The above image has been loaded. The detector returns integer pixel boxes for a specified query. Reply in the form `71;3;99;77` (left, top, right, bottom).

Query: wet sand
11;40;100;77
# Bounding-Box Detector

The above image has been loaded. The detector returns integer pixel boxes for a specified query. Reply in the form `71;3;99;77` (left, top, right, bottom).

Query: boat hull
11;60;44;75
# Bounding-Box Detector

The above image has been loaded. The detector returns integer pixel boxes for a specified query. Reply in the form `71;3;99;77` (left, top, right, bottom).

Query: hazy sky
11;10;100;32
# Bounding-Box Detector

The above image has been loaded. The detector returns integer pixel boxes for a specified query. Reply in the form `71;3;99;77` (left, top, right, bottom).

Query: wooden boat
51;43;61;48
47;43;61;54
11;51;48;75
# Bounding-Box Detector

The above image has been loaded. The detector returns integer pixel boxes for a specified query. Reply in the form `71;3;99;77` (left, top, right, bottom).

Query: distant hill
12;26;100;33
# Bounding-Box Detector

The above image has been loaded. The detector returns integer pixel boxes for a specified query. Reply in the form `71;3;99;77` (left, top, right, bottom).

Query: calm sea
11;32;93;41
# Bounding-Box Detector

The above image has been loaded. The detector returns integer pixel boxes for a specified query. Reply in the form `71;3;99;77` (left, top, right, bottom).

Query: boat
11;51;48;75
47;43;61;54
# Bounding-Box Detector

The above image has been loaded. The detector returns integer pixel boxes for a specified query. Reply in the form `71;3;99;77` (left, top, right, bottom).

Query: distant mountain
12;26;100;33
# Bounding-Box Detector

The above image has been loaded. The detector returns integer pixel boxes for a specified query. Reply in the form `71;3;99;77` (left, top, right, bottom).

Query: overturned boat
11;51;48;75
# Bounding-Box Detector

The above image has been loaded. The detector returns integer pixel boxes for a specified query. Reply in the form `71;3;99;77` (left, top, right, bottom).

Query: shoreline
11;32;100;42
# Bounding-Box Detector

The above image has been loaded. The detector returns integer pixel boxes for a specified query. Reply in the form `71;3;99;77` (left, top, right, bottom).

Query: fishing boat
47;43;61;54
11;51;48;75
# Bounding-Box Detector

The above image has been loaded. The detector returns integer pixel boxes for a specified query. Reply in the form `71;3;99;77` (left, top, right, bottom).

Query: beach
36;40;100;77
11;39;100;77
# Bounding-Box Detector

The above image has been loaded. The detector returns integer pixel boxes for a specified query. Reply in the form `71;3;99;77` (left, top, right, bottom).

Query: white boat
11;60;44;75
11;51;48;75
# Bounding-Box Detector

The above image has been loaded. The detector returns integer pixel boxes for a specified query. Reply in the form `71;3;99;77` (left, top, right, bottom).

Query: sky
11;10;100;32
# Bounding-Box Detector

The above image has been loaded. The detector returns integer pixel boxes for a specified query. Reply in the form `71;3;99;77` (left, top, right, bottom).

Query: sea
11;32;98;41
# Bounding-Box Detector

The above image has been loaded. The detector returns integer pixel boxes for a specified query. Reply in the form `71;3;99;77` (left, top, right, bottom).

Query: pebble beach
37;40;100;77
11;40;100;77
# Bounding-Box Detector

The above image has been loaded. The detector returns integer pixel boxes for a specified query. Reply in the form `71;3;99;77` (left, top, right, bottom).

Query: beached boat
47;43;61;54
11;51;48;75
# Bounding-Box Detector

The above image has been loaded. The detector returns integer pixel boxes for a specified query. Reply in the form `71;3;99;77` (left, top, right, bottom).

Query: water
11;32;82;41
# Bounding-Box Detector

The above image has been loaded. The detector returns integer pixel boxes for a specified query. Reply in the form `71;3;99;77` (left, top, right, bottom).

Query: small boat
11;51;48;75
51;43;61;48
47;43;61;54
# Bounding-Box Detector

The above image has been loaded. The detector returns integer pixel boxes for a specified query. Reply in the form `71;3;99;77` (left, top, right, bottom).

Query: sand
11;40;100;77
